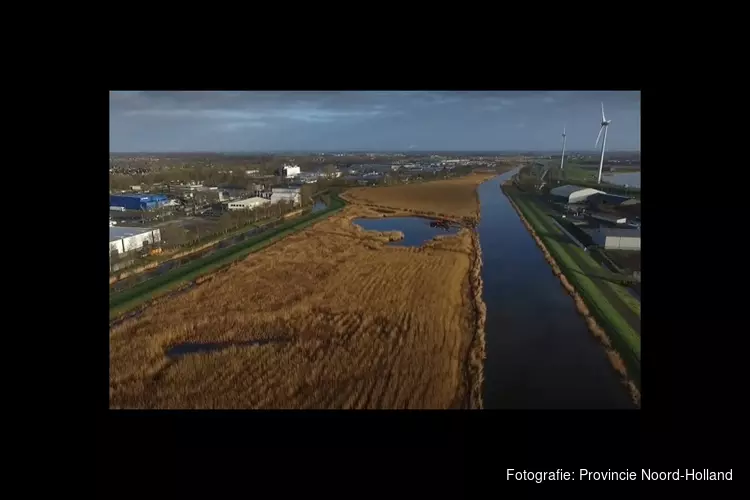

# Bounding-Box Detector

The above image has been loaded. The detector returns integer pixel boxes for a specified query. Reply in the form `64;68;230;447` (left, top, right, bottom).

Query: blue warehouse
110;193;168;211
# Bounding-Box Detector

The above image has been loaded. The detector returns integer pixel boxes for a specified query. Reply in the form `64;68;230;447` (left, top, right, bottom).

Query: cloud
112;91;400;125
222;121;267;131
109;90;640;152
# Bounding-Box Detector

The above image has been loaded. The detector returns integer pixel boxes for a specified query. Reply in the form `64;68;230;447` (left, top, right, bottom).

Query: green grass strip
507;190;641;385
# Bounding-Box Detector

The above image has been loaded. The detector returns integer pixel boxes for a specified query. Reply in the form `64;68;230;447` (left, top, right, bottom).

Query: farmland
110;173;495;409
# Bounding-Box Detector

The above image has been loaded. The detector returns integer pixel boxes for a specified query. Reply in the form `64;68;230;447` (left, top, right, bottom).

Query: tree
160;224;188;247
299;184;315;206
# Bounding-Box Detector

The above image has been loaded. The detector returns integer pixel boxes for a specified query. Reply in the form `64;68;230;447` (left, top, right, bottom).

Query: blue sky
109;91;640;152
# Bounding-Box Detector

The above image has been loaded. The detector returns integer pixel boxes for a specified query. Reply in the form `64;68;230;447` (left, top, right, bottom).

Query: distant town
109;151;641;272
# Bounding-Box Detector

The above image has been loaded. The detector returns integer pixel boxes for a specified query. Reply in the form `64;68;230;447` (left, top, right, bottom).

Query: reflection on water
353;217;459;247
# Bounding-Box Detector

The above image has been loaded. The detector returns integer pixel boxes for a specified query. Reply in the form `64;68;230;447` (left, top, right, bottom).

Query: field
502;184;641;403
109;196;346;318
342;173;495;221
110;173;495;409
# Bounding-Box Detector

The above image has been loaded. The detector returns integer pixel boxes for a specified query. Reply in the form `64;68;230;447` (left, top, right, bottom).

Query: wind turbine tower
595;102;612;184
560;125;567;171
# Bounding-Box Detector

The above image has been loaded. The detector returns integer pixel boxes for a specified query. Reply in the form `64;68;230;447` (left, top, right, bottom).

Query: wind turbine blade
595;126;604;148
601;102;606;122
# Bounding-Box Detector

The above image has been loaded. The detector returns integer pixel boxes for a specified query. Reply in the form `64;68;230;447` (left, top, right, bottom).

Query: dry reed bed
502;185;641;407
341;173;496;224
110;176;492;409
110;237;237;285
110;211;314;285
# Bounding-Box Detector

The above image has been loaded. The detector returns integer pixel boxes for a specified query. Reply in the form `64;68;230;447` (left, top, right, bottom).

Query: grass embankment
110;208;316;284
502;184;641;406
541;165;641;198
109;196;346;320
110;175;491;409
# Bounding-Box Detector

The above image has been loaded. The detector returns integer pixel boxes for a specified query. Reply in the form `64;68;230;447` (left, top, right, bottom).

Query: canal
478;170;634;409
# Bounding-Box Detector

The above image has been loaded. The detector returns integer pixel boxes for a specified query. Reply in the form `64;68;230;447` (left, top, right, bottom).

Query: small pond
353;217;460;247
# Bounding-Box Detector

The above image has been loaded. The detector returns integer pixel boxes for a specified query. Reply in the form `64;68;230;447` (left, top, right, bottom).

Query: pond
353;217;460;247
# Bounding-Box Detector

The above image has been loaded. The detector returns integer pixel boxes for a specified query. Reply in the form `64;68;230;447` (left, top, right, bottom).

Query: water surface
603;171;641;188
353;217;459;247
478;170;633;409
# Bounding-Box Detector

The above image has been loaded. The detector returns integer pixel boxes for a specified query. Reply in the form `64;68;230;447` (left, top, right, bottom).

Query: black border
88;80;735;474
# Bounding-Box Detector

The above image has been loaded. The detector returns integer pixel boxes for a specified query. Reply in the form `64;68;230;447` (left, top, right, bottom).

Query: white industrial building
270;192;301;205
227;197;271;211
282;164;301;178
585;228;641;251
109;226;161;256
550;185;605;204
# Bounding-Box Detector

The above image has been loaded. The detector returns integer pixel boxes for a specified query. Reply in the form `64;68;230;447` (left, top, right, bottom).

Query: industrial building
587;192;639;208
585;228;641;251
109;226;161;256
270;192;301;205
227;197;271;211
110;193;168;211
589;212;628;225
281;164;301;178
550;185;605;204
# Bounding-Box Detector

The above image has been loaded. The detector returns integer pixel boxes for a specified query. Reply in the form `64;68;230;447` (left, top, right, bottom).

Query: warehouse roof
585;228;641;238
588;192;637;205
109;226;156;242
110;193;167;200
228;197;269;204
550;185;605;198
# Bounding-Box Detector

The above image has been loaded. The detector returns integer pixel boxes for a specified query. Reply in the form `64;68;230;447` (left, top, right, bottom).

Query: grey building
587;192;639;208
550;185;605;204
585;228;641;251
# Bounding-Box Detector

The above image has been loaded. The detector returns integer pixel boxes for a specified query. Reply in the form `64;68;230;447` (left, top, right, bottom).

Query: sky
109;91;640;152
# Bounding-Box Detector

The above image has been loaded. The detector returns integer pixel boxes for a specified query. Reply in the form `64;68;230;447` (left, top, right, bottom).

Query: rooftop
110;193;167;199
110;226;156;242
588;192;638;205
229;197;269;204
585;227;641;238
550;184;605;197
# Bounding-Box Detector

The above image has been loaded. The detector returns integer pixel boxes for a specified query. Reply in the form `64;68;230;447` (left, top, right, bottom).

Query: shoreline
501;182;640;406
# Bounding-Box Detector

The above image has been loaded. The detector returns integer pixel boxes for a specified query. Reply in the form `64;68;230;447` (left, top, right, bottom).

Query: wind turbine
595;102;612;184
560;125;567;174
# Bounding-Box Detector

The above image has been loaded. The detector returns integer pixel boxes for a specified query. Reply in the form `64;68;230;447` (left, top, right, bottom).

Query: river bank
501;182;640;406
477;171;633;409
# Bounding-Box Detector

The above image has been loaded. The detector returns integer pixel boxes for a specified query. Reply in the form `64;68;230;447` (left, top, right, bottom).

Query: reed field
341;173;496;221
110;173;495;409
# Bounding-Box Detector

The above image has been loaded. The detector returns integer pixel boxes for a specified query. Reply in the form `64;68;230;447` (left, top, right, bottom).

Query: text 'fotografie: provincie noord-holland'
506;470;732;482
